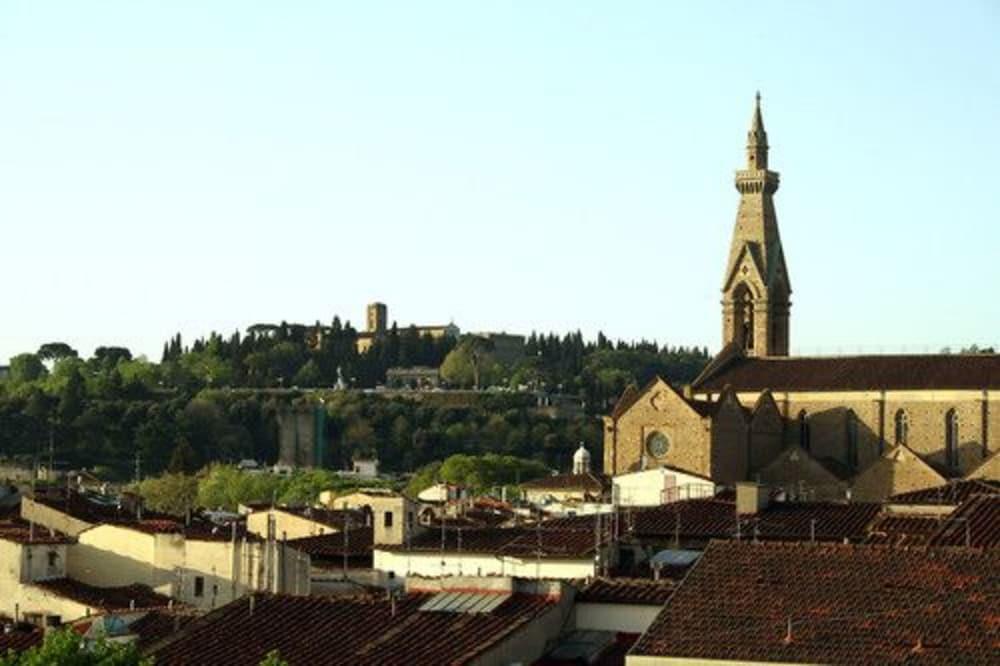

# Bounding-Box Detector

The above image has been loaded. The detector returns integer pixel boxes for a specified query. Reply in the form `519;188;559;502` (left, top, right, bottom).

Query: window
846;410;859;470
645;431;670;459
945;409;960;469
894;410;908;445
798;411;810;451
46;551;59;568
194;576;205;598
384;511;394;528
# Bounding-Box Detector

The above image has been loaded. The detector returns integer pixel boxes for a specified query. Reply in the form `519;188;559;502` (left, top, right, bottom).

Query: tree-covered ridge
0;323;710;480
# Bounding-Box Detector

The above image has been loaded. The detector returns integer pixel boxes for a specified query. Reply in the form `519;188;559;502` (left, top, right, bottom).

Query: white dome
572;443;591;473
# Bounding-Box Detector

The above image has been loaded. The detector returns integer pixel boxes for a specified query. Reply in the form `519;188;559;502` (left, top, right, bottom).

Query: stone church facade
603;96;999;497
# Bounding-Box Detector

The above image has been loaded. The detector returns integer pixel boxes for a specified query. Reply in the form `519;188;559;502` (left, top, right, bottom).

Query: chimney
736;482;769;515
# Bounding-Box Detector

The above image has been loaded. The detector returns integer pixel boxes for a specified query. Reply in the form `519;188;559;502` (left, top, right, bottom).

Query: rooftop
0;616;43;655
149;591;555;665
0;518;75;545
30;578;176;613
286;527;375;560
889;479;1000;506
631;540;1000;664
928;494;1000;549
381;526;601;559
521;472;610;494
576;577;674;606
693;353;1000;392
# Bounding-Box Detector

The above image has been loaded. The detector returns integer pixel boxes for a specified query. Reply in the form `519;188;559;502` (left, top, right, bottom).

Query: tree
37;342;78;363
168;438;200;475
138;473;199;516
58;366;86;423
8;353;47;384
258;650;290;666
0;629;152;665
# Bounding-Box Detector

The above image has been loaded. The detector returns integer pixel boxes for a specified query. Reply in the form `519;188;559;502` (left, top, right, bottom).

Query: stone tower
721;93;791;357
366;302;387;334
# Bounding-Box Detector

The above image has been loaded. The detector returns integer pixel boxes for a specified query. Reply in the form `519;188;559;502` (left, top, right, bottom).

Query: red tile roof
0;519;75;545
693;353;1000;392
30;578;175;613
576;578;674;605
522;472;610;494
127;611;197;649
0;617;43;654
383;526;601;559
149;592;556;665
889;479;1000;506
632;541;1000;664
865;514;943;547
928;495;1000;549
286;527;374;559
627;498;880;544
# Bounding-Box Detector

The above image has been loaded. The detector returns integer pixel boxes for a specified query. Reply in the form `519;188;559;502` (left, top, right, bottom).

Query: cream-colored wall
575;602;662;634
20;497;93;537
613;469;715;506
69;524;310;610
247;509;338;541
373;549;597;580
333;493;417;545
13;584;94;624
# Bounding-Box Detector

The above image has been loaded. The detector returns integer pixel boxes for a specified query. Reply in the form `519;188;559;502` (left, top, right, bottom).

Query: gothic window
846;410;859;470
797;411;810;451
733;284;755;352
894;410;909;446
646;431;670;459
945;409;960;469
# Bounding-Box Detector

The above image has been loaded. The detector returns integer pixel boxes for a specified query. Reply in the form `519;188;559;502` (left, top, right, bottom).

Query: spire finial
755;90;761;106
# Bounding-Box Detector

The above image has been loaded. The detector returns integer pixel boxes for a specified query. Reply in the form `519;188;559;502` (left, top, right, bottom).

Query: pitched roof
693;353;1000;392
522;472;610;493
928;495;1000;549
0;618;42;654
0;519;75;545
865;514;943;547
149;592;556;666
631;541;1000;664
286;527;374;559
381;526;600;559
628;497;880;543
576;577;674;605
30;578;175;613
890;479;1000;506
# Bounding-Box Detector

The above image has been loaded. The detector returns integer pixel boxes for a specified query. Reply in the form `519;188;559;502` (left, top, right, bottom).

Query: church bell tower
721;93;791;357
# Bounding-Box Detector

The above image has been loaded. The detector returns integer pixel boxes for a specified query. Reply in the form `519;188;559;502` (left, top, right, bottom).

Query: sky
1;1;999;363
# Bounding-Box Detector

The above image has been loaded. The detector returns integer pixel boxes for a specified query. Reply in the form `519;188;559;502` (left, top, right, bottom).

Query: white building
613;466;716;507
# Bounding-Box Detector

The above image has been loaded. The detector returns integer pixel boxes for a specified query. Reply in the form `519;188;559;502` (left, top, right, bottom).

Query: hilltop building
355;302;460;354
604;95;999;498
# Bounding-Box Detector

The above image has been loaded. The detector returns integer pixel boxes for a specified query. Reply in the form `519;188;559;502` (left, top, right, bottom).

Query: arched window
797;411;810;451
733;284;755;352
846;410;859;470
945;409;959;469
894;410;909;446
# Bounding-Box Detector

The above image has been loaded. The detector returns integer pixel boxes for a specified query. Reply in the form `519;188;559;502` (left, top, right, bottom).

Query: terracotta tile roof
30;578;176;613
889;479;1000;506
273;505;366;530
383;526;600;559
0;618;42;654
928;495;1000;549
628;498;880;543
576;578;674;605
522;472;610;494
286;527;374;559
693;353;1000;392
631;541;1000;664
127;611;196;649
865;514;943;547
149;591;556;665
30;490;175;526
0;519;75;545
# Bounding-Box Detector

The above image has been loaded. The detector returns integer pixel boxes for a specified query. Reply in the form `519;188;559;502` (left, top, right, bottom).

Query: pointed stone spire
747;92;769;170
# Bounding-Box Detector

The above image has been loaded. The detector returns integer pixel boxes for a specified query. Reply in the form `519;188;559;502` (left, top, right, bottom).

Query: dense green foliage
0;325;708;479
404;453;549;496
0;629;152;666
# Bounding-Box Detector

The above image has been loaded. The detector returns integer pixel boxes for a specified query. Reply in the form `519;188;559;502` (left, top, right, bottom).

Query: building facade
604;96;999;498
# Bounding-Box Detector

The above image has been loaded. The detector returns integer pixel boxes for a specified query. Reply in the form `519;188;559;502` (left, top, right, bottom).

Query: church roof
693;353;1000;392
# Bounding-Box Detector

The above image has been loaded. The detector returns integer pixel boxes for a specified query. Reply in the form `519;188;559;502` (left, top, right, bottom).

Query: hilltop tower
721;93;791;356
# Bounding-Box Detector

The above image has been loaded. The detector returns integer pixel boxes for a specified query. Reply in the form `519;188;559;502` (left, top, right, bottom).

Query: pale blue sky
2;1;999;362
